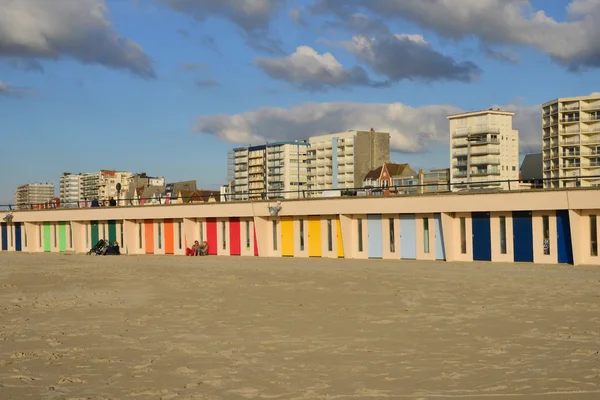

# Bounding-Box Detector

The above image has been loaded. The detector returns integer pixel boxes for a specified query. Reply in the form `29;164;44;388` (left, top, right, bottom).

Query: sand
1;254;600;400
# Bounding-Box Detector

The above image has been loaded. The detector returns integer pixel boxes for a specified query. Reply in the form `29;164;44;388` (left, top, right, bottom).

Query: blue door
472;212;492;261
400;214;416;259
367;214;383;258
1;223;7;251
15;223;22;252
513;211;534;262
434;213;445;260
557;210;573;264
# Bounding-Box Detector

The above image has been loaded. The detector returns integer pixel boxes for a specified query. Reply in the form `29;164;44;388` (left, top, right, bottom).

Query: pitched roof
363;163;412;181
364;166;383;180
386;163;410;177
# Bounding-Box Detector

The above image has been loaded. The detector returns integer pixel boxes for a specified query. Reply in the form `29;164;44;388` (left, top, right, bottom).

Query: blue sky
0;0;598;205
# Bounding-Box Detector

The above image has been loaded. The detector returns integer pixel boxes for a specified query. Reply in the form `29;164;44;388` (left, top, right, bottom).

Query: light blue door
367;214;383;258
400;214;416;259
434;214;445;260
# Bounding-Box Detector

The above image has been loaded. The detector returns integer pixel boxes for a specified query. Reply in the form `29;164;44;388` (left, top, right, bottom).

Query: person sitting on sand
105;241;120;255
198;241;209;256
186;240;200;256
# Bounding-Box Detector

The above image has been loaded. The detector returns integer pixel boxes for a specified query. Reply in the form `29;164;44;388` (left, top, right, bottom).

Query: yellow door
281;217;294;257
336;217;344;258
308;216;322;257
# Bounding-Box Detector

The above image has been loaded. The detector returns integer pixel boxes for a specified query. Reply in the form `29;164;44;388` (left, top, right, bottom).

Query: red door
206;218;217;255
229;218;241;255
253;225;259;256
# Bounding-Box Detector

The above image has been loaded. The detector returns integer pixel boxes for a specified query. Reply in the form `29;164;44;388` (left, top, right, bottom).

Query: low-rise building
362;163;418;195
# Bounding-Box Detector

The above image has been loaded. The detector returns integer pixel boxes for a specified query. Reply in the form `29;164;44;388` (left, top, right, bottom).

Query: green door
91;221;99;246
108;220;117;244
58;222;67;252
43;222;51;252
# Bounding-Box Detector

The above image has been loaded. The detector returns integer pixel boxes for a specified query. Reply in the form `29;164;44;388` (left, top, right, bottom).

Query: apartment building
82;170;132;201
542;94;600;188
14;183;55;210
228;141;309;201
307;129;390;196
448;110;519;191
59;173;83;208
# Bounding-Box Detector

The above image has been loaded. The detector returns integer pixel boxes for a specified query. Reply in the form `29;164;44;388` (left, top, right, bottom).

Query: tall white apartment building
448;109;519;191
228;141;309;201
14;183;55;209
82;170;132;201
59;173;83;207
542;94;600;189
307;129;390;195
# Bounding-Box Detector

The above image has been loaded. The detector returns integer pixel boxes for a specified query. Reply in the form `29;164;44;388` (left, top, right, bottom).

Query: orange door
144;220;154;254
164;219;174;254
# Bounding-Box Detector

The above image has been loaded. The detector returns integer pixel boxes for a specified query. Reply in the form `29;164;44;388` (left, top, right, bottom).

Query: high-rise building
59;173;83;208
15;183;55;209
448;110;519;191
542;94;600;189
307;129;390;196
228;141;309;201
82;170;132;201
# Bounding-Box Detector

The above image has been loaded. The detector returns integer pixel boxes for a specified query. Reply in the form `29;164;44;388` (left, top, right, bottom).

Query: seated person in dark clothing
109;197;117;207
91;198;100;207
105;241;121;255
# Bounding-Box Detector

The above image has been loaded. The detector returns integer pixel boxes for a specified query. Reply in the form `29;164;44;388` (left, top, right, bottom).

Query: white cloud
312;0;600;69
0;0;154;78
342;34;481;82
196;101;542;154
255;46;377;90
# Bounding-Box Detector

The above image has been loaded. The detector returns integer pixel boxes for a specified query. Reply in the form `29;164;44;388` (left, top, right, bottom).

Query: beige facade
308;129;390;195
542;94;600;189
82;170;132;201
449;110;519;191
2;188;600;266
14;183;55;210
229;142;309;201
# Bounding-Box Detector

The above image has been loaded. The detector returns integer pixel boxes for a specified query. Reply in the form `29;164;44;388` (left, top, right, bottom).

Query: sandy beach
1;254;600;399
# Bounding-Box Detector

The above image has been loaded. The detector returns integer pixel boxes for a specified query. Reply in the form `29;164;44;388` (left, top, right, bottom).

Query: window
357;219;363;252
591;215;598;256
199;221;204;243
39;225;43;248
138;223;143;249
389;218;395;252
272;220;278;250
423;217;430;254
542;215;550;255
24;227;28;248
69;223;73;249
103;224;106;240
499;216;507;254
158;222;162;249
327;219;333;252
299;219;305;251
222;221;227;250
245;221;251;248
512;166;516;171
178;221;182;249
460;217;467;254
54;224;57;247
10;225;13;247
120;221;124;247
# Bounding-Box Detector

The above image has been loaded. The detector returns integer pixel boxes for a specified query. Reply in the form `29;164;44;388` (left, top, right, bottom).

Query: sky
1;0;599;205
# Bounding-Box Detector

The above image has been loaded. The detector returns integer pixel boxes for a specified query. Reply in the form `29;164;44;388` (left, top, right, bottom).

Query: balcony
470;169;500;176
561;117;580;123
470;157;501;165
561;138;581;145
453;160;468;167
